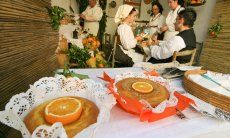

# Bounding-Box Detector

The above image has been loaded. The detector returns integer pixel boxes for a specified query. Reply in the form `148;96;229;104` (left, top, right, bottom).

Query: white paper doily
0;75;116;138
113;72;178;113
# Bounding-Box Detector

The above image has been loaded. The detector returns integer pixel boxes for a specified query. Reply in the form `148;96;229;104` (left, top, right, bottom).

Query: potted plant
208;22;223;38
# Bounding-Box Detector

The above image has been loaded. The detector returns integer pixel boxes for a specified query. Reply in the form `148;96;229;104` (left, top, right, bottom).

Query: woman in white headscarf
114;4;144;66
161;0;185;41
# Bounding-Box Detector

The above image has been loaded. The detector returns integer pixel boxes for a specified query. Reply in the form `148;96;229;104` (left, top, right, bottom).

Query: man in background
79;0;103;36
148;8;197;64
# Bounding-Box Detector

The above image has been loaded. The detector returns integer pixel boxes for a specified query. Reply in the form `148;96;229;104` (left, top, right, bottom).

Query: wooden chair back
111;35;118;68
103;33;111;45
172;49;197;66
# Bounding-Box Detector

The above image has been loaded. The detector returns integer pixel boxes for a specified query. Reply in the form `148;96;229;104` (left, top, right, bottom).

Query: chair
109;35;130;67
108;35;118;68
109;35;148;68
172;49;197;66
103;33;111;45
101;33;113;60
194;42;203;65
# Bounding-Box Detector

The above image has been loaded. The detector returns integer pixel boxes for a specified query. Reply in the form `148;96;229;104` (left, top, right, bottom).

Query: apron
83;5;101;36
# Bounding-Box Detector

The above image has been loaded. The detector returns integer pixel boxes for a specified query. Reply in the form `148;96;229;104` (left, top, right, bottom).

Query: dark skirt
115;45;134;67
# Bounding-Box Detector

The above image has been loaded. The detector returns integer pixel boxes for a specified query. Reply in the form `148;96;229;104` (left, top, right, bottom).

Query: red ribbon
99;70;195;122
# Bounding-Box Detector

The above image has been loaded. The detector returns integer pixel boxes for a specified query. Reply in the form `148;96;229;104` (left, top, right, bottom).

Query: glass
134;25;143;36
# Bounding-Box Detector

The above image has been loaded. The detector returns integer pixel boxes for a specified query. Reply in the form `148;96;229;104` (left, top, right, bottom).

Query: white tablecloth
68;67;230;138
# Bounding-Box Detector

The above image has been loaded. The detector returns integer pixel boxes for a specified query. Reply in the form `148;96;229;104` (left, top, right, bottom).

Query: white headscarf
114;4;134;23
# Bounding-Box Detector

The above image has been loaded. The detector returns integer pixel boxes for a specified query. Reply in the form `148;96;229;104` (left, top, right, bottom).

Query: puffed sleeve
117;24;137;50
85;7;103;21
150;36;186;59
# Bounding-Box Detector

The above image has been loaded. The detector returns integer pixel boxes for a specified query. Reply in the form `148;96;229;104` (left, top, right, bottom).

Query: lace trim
0;75;116;137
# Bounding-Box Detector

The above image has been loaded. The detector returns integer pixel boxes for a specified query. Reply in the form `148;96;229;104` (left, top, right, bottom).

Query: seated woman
149;2;165;40
114;4;145;67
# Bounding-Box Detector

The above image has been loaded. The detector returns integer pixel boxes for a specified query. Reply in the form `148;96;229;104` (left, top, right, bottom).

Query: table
70;67;230;138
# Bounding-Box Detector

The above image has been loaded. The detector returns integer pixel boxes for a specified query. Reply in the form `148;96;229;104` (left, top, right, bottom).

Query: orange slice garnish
132;82;153;93
44;97;82;125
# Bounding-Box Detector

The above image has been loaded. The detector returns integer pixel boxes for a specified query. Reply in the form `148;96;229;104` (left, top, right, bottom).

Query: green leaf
70;72;89;79
47;6;66;30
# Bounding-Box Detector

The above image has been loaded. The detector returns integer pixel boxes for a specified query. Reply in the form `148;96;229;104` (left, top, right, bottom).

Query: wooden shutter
0;0;58;133
200;0;230;73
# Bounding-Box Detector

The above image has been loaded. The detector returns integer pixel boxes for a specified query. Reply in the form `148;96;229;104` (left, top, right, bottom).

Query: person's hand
152;40;159;45
135;35;142;41
79;14;86;19
160;25;168;32
150;37;159;46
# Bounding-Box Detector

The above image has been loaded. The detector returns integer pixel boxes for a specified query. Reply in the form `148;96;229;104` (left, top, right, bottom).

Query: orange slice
44;97;82;125
132;82;153;93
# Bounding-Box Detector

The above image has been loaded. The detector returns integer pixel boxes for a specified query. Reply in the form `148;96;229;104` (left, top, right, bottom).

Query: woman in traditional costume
161;0;185;40
149;2;165;40
114;4;145;66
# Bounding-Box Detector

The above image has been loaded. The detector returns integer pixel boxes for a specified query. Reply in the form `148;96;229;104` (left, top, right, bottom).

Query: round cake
116;78;169;107
24;97;99;138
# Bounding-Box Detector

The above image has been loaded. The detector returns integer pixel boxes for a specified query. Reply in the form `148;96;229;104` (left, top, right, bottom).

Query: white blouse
149;13;165;35
117;23;144;62
82;5;103;22
150;36;186;60
117;23;137;50
82;5;103;35
164;5;184;40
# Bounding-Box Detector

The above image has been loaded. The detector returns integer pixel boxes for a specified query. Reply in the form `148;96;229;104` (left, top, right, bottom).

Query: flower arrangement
208;22;223;38
67;44;91;68
86;51;109;68
67;43;109;68
82;34;101;51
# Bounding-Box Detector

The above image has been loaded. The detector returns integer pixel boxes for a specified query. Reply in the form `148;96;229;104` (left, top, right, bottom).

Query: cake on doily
24;97;99;138
116;78;170;107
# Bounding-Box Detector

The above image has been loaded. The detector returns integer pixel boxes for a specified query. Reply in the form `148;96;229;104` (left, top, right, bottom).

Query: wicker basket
183;70;230;112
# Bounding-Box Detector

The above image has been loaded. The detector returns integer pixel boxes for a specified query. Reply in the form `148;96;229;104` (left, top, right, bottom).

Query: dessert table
64;67;230;138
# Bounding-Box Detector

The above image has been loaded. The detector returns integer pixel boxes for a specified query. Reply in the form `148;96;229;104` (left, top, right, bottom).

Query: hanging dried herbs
47;6;66;30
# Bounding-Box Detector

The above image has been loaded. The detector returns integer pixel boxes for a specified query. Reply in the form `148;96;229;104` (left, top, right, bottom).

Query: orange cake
116;78;169;107
24;97;99;138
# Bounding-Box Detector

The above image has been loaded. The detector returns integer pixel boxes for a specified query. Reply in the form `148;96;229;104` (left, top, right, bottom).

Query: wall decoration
124;0;141;16
124;0;141;6
186;0;206;6
109;1;117;8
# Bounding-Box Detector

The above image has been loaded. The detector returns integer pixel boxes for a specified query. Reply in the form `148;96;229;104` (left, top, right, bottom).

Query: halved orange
44;97;82;125
132;82;153;93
